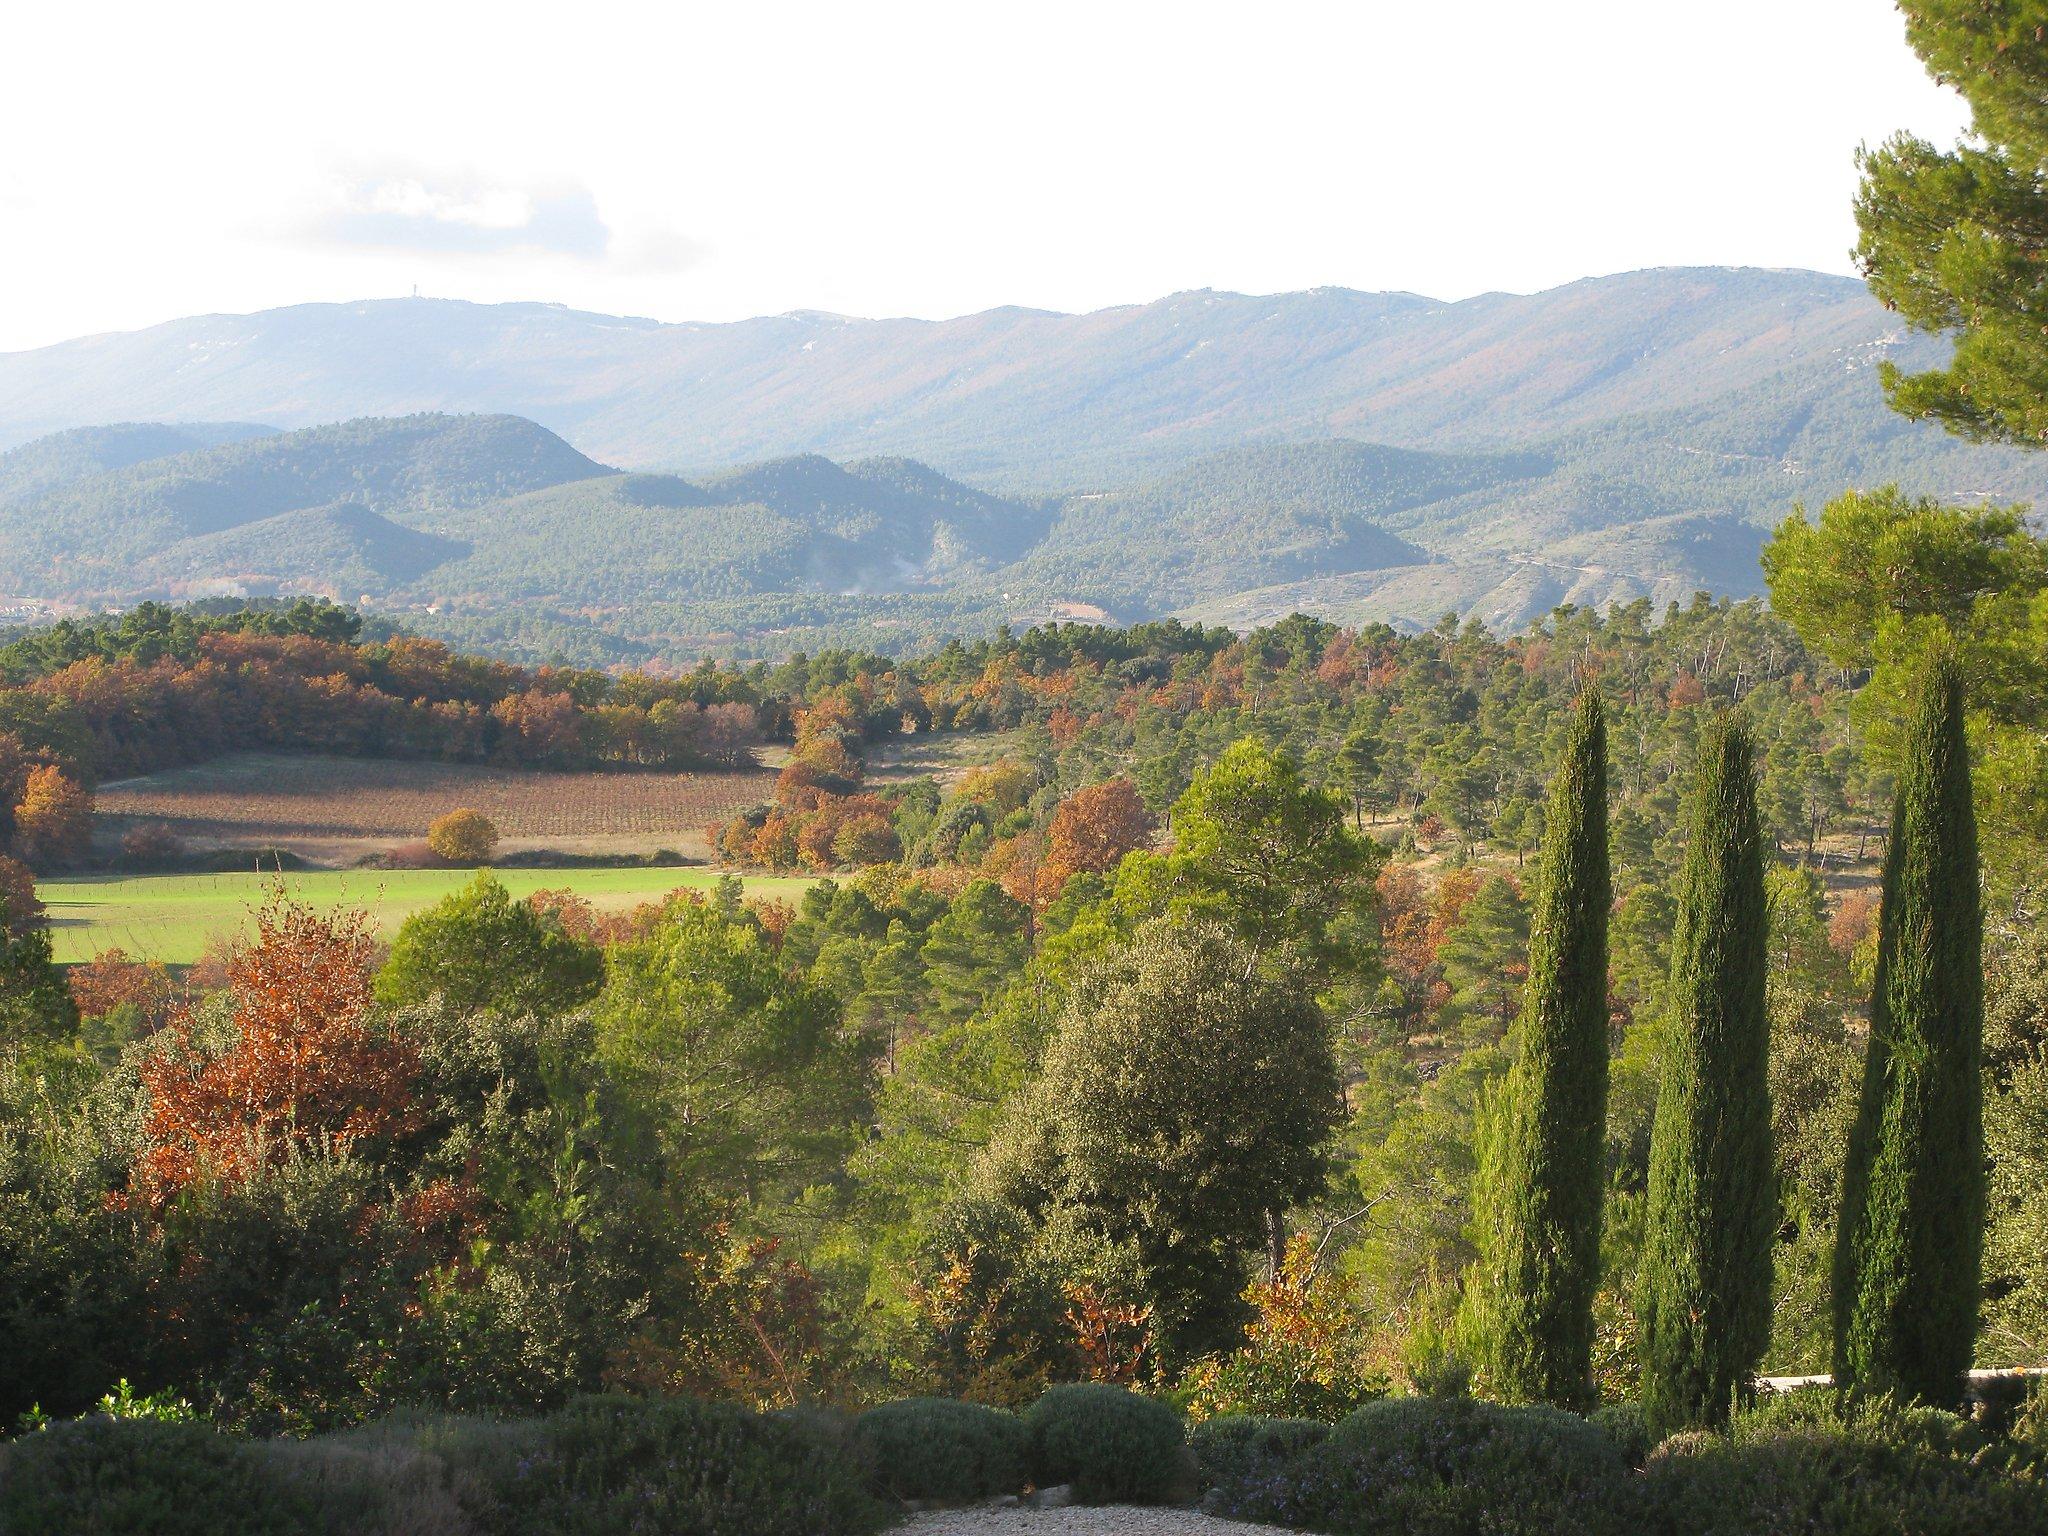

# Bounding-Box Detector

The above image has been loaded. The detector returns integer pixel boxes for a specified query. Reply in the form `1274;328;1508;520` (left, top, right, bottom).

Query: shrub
1179;1234;1390;1422
257;1432;474;1536
501;1394;886;1536
853;1397;1026;1502
1190;1414;1329;1508
2014;1380;2048;1461
1228;1395;1634;1536
1640;1389;2048;1536
427;809;499;865
1024;1383;1186;1503
0;1417;306;1536
329;1410;553;1535
1590;1400;1655;1467
119;822;185;866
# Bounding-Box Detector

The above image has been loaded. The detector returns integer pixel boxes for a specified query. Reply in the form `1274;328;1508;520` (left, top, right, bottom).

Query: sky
0;1;1973;353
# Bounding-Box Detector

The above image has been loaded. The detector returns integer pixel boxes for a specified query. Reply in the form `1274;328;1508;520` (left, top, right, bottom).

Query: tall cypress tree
1638;717;1775;1433
1470;686;1611;1409
1833;655;1985;1405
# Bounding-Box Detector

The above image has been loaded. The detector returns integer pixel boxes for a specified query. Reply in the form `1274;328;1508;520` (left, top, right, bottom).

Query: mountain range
2;267;2044;658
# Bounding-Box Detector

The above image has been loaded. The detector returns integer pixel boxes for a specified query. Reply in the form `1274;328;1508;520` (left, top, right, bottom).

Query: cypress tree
1638;717;1775;1433
1832;655;1985;1405
1470;687;1611;1409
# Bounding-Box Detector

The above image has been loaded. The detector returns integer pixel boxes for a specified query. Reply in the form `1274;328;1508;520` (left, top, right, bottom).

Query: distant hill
137;502;471;595
0;414;603;594
0;268;2030;493
0;421;276;505
414;455;1054;606
0;416;1062;616
0;414;1519;651
1007;442;1462;612
6;267;2048;651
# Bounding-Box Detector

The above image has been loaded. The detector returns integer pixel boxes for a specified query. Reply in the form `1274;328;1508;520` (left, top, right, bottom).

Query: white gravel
895;1507;1289;1535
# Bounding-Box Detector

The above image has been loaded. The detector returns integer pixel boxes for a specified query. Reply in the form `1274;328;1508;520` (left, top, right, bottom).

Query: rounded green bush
0;1418;306;1536
1189;1414;1329;1509
1228;1395;1633;1536
499;1394;888;1536
1642;1390;2048;1536
1024;1383;1186;1504
853;1397;1026;1502
1588;1400;1654;1467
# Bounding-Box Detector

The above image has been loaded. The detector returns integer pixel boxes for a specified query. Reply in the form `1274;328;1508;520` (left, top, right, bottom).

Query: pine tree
1469;687;1611;1409
1638;717;1775;1433
1833;655;1985;1405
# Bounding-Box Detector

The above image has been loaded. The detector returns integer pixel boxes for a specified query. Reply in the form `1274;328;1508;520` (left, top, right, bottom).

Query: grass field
37;866;817;965
95;753;777;863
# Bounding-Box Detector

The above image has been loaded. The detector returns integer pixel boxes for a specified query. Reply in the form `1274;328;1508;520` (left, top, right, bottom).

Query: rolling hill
0;421;277;505
0;268;2022;492
0;414;603;593
5;266;2048;653
0;415;1490;648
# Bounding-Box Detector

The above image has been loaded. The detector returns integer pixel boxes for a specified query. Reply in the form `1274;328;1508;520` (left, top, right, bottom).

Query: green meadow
35;866;816;965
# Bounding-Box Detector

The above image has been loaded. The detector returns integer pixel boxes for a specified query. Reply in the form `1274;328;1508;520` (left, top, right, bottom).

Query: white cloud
306;163;619;261
0;0;1977;351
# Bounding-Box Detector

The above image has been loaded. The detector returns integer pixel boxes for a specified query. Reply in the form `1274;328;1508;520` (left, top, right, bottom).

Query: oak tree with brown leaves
132;895;417;1206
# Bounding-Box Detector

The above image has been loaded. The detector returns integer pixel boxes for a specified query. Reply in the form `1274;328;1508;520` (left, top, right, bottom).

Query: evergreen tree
1638;717;1775;1432
375;872;604;1018
1833;655;1985;1405
1469;687;1611;1409
1855;4;2048;445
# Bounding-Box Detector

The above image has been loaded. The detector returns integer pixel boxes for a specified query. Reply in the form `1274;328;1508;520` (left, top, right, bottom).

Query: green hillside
0;268;2035;494
138;501;472;594
0;420;275;504
1001;441;1499;611
1;406;2004;657
0;413;602;593
6;267;2047;652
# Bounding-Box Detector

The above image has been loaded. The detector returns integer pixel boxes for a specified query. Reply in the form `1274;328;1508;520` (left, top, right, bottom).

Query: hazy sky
0;1;1971;353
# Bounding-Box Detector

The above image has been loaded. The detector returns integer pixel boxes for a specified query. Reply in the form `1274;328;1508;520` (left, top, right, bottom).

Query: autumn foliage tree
132;895;417;1205
69;947;176;1032
426;807;498;864
0;854;42;937
12;764;93;869
1043;778;1155;892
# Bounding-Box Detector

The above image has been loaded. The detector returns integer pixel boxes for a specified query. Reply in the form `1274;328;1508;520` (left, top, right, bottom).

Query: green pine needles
1470;687;1611;1409
1832;654;1985;1406
1638;717;1775;1433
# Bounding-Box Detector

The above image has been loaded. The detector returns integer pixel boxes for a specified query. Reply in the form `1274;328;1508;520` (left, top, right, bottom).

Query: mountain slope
1001;441;1471;611
136;501;472;595
0;421;276;504
0;269;2006;491
6;267;2048;653
0;414;603;592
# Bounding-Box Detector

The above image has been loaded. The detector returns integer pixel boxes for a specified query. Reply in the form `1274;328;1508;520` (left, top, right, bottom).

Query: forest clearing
35;866;815;963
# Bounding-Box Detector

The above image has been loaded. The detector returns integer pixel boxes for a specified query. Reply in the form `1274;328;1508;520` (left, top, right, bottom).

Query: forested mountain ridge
0;268;2031;493
7;403;2046;659
0;419;1462;633
0;414;603;592
9;267;2048;654
0;420;277;505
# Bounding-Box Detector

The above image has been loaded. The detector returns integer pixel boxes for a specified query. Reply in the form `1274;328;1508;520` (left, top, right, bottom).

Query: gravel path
896;1507;1289;1535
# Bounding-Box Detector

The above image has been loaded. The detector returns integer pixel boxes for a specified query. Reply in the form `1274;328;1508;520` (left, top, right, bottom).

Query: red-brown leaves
69;947;177;1031
132;894;418;1206
1043;777;1155;891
